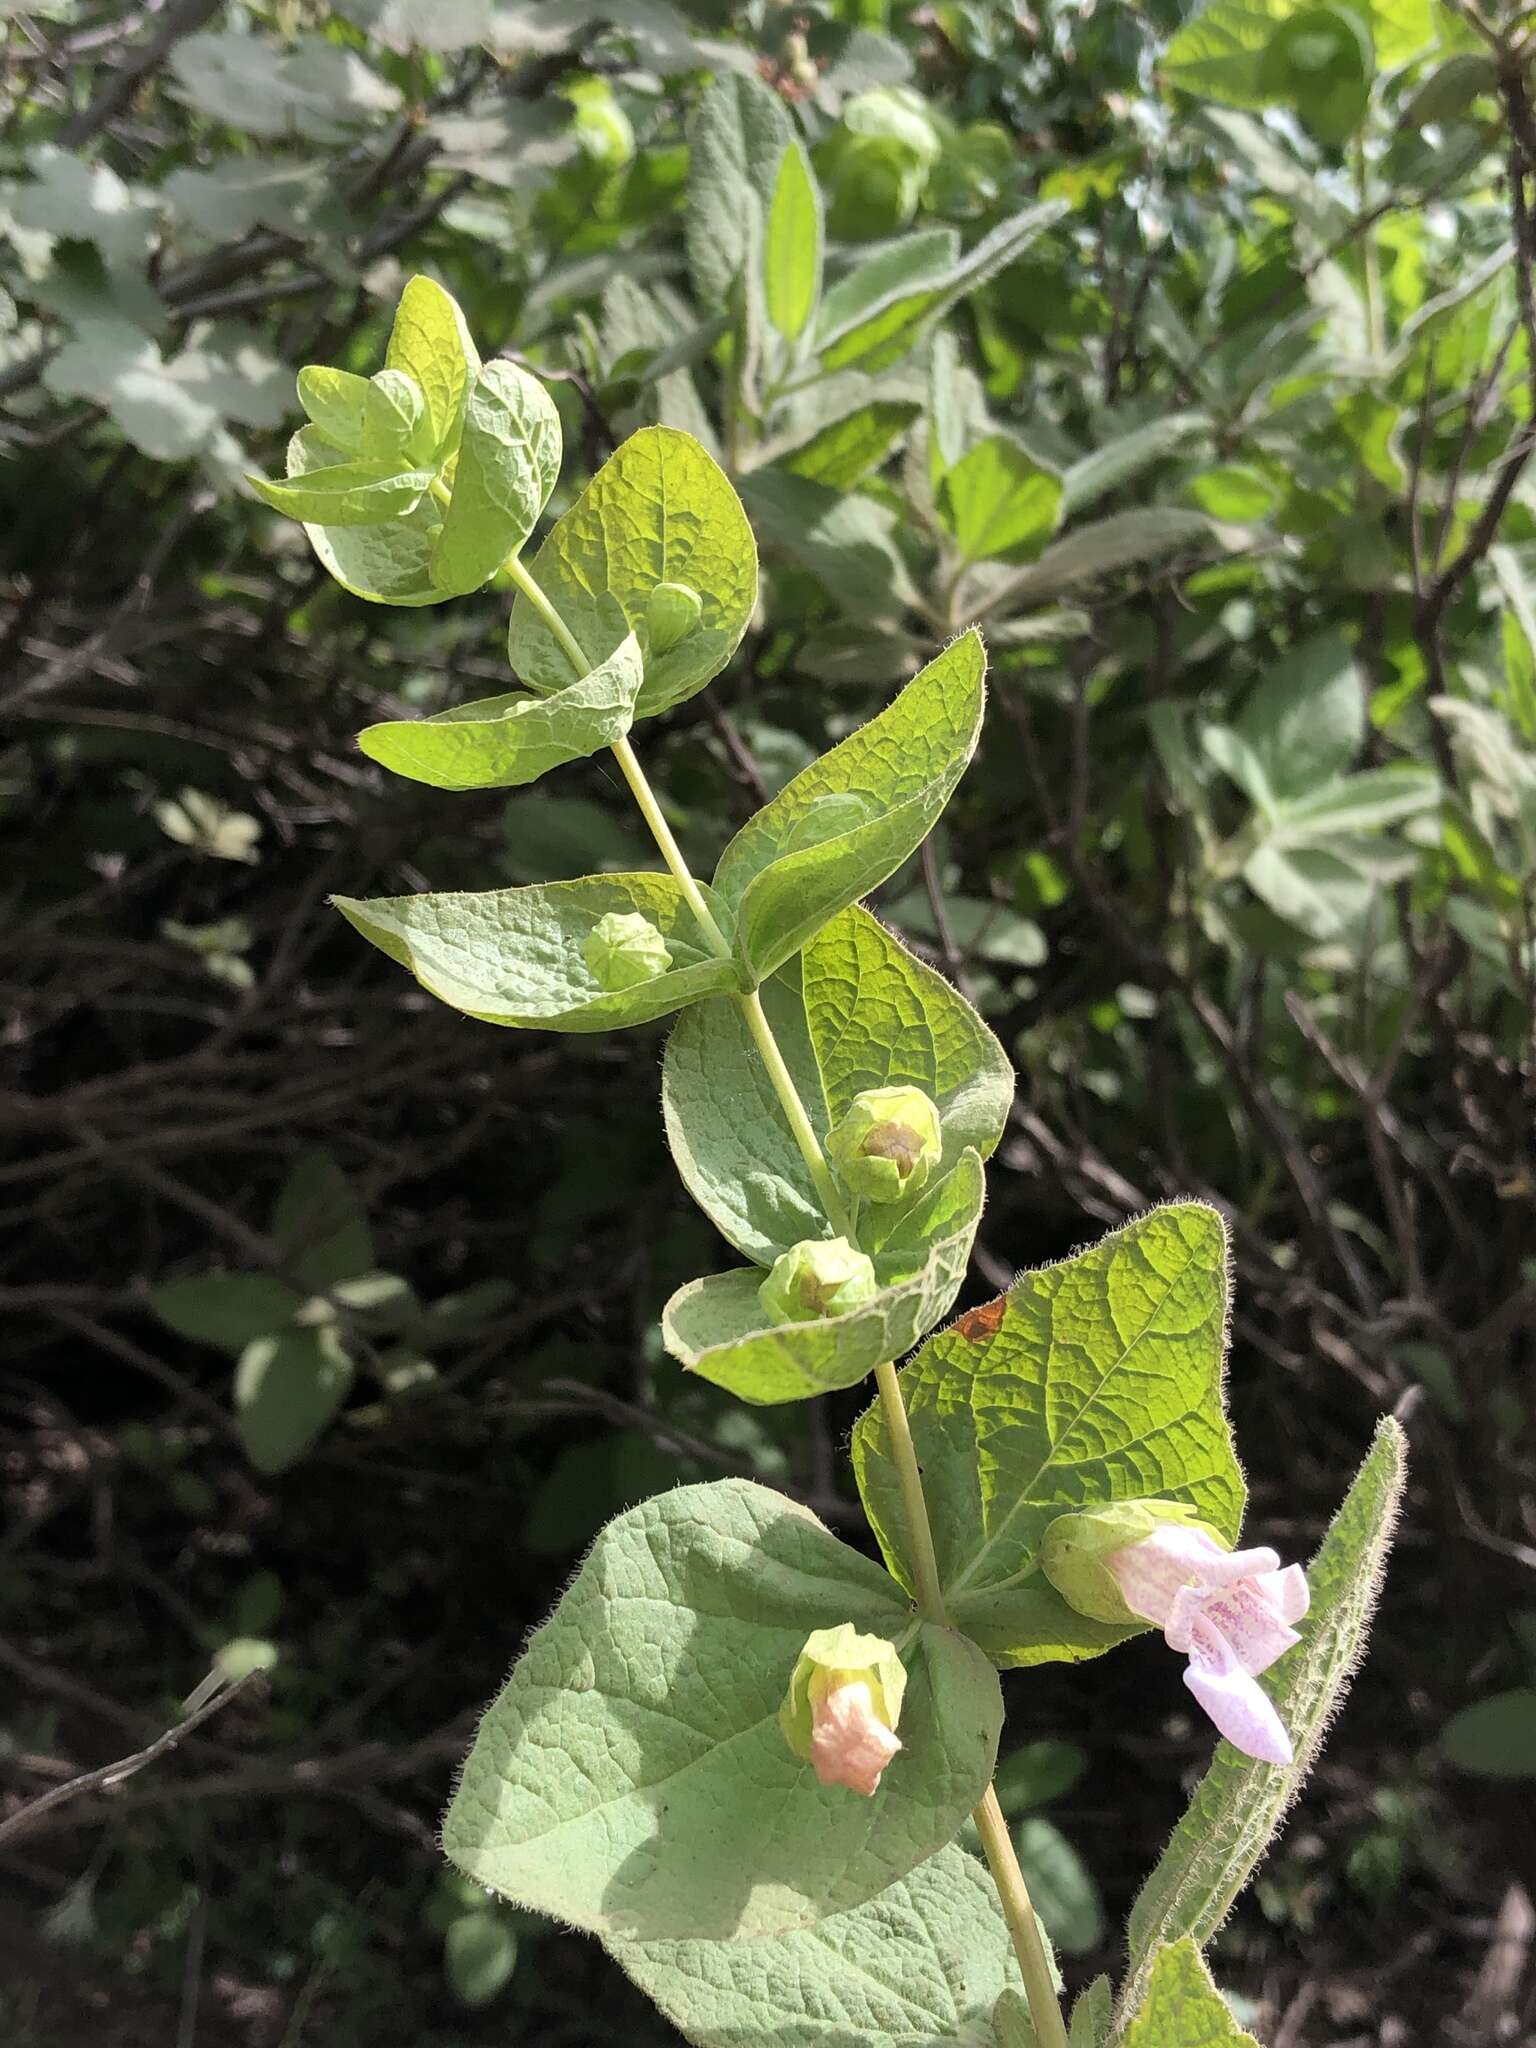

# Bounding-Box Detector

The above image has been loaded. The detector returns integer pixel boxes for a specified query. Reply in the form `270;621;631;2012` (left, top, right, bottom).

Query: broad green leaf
441;1479;1002;1941
1242;839;1407;941
686;74;794;312
712;632;986;985
662;1152;986;1404
940;436;1063;563
507;427;756;719
804;906;1015;1175
852;1204;1244;1666
665;976;827;1266
820;205;1066;374
287;424;442;607
296;366;369;452
333;872;740;1033
431;360;562;597
1232;629;1361;804
783;401;919;489
764;138;822;344
664;904;1012;1265
1120;1940;1257;2048
151;1273;302;1355
1012;1817;1104;1956
272;1148;373;1291
234;1325;354;1473
609;1844;1027;2047
1441;1690;1536;1779
976;510;1248;613
384;273;480;464
248;459;435;526
1122;1419;1406;2019
357;634;643;791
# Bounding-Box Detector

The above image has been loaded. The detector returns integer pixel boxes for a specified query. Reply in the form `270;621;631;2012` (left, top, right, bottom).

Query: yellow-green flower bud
827;1085;943;1204
779;1622;906;1795
758;1237;878;1324
645;581;701;657
583;910;673;991
1040;1499;1214;1624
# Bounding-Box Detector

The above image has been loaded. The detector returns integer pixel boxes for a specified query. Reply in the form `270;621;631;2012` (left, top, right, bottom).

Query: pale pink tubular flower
808;1677;903;1796
1107;1525;1310;1765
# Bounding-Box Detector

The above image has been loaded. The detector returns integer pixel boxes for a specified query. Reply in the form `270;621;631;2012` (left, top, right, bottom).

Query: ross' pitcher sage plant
251;275;1406;2048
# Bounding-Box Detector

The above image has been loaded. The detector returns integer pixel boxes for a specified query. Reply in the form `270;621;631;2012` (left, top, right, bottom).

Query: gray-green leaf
333;872;740;1032
431;359;562;597
712;632;986;985
664;905;1012;1266
507;427;756;719
609;1844;1027;2047
441;1479;1002;1941
662;1152;986;1404
358;634;643;791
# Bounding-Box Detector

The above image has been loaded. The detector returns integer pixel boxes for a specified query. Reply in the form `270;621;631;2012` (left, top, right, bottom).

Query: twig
0;1669;261;1846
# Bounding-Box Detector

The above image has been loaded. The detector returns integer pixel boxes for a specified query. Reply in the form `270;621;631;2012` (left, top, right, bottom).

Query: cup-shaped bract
828;1084;943;1204
759;1237;879;1325
583;910;675;991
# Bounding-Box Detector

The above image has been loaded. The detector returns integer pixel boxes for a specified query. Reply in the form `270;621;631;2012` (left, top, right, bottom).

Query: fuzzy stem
972;1786;1071;2048
872;1357;946;1623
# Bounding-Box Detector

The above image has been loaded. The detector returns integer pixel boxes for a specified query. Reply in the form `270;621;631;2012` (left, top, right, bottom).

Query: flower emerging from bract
779;1622;905;1796
583;910;673;991
827;1085;943;1204
759;1236;878;1324
1042;1504;1309;1765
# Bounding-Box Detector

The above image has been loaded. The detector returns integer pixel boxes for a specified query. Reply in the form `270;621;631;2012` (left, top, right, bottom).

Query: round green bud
779;1621;907;1765
827;1085;943;1204
645;581;702;658
759;1237;879;1325
1040;1499;1215;1624
583;910;673;991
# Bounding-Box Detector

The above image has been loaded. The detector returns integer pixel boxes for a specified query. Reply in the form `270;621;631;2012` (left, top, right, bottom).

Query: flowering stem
502;557;845;1224
503;558;1069;2048
972;1786;1071;2048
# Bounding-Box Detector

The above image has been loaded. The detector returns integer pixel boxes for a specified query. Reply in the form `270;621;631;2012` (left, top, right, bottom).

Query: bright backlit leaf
507;427;756;719
712;632;986;985
852;1204;1244;1665
431;359;562;596
358;634;643;790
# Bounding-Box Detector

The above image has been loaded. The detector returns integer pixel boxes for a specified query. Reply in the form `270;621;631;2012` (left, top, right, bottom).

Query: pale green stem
872;1358;946;1624
502;556;1068;2048
973;1787;1071;2048
870;1358;1068;2048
